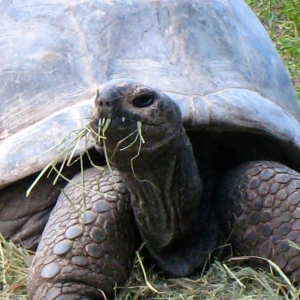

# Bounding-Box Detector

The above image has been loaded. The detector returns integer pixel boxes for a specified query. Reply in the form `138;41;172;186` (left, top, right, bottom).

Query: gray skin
1;0;300;299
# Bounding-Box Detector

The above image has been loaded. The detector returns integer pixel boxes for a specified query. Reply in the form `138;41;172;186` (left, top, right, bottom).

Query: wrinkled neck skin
108;126;219;277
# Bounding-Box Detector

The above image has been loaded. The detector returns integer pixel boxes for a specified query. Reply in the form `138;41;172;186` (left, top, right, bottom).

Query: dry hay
1;236;300;300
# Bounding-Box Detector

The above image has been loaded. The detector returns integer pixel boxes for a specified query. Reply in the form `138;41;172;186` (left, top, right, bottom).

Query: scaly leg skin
216;161;300;282
27;167;139;300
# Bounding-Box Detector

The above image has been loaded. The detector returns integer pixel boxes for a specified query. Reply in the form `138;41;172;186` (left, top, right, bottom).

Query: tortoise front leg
216;161;300;282
27;167;139;300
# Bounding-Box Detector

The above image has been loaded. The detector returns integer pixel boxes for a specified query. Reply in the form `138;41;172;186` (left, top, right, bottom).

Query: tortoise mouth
92;115;160;135
102;116;146;127
93;110;163;127
92;115;180;154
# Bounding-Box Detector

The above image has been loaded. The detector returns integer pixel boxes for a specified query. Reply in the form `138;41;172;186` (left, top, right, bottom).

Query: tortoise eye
132;93;155;107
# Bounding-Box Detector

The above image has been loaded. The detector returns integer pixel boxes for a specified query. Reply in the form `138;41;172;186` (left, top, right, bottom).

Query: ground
1;0;300;299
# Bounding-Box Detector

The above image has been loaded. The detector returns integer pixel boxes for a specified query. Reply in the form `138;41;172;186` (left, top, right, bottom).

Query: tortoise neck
113;126;204;251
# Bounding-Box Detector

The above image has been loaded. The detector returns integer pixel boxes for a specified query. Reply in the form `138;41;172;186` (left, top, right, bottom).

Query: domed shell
1;0;300;186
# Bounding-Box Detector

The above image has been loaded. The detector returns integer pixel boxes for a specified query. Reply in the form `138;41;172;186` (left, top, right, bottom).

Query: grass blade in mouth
94;118;158;190
96;117;117;186
108;120;158;191
102;118;112;134
26;124;96;197
26;116;140;197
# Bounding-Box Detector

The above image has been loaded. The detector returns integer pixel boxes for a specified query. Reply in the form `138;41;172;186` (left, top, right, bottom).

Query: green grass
246;0;300;98
1;1;300;299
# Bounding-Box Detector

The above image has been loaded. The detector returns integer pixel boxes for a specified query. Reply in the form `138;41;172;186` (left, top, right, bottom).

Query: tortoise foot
216;160;300;282
27;167;139;300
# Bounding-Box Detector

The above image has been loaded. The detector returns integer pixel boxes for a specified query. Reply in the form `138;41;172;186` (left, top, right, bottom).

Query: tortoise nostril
98;101;111;107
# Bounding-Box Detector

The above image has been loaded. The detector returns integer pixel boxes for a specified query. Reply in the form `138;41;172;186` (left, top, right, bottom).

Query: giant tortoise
1;0;300;299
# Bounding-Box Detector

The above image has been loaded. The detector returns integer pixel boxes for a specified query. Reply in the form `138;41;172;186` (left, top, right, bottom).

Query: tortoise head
91;78;183;164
